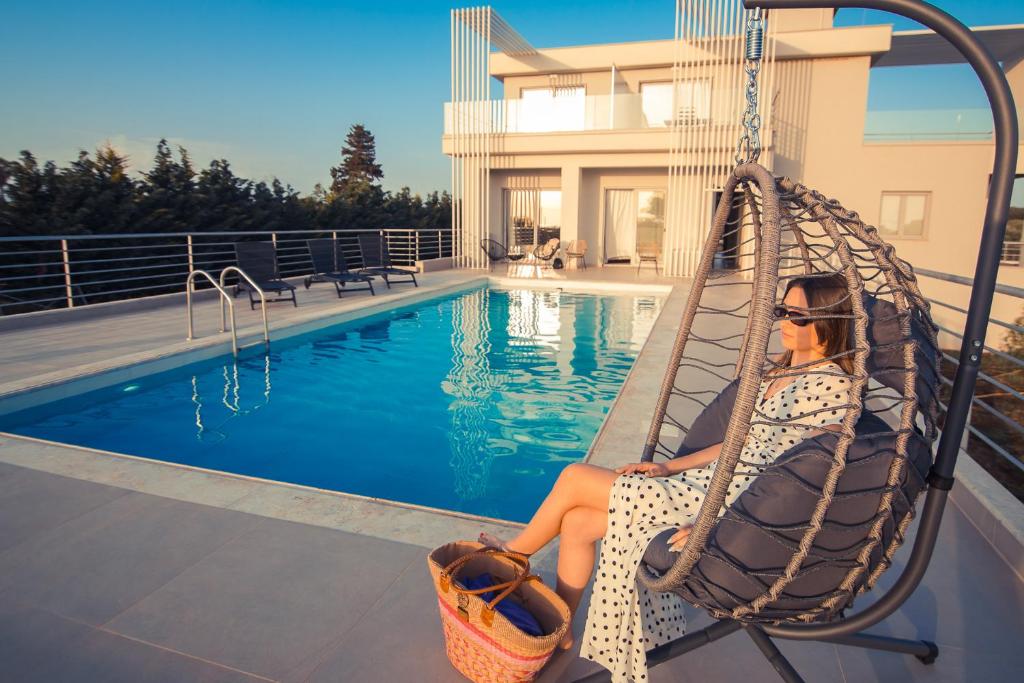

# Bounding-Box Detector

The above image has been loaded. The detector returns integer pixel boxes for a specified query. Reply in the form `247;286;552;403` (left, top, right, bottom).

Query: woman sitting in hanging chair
479;273;854;680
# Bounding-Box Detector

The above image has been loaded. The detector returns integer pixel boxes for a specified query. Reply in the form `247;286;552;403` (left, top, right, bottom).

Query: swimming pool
0;286;664;522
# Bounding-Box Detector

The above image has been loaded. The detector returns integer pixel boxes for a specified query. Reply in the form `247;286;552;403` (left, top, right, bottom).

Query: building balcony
441;92;749;157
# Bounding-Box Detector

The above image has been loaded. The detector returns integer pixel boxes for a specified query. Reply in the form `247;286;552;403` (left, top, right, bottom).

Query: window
879;192;929;238
640;80;711;128
1003;175;1023;266
517;86;585;133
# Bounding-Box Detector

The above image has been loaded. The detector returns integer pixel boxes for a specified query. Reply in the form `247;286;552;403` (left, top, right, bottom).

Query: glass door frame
601;187;667;265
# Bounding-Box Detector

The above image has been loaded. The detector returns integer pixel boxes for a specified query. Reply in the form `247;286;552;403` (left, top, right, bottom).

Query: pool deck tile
0;488;260;625
0;597;265;683
0;463;131;553
104;515;424;681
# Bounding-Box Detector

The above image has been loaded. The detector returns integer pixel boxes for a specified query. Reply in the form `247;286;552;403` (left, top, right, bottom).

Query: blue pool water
0;286;663;522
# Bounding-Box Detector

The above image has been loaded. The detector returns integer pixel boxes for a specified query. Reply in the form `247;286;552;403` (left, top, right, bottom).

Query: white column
560;164;582;246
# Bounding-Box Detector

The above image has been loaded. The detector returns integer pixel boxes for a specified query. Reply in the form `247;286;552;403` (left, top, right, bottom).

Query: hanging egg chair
636;163;941;624
577;1;1019;681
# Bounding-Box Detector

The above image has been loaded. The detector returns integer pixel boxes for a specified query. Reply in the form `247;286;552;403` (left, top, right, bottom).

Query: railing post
439;229;444;258
416;230;421;263
186;234;195;272
60;239;74;309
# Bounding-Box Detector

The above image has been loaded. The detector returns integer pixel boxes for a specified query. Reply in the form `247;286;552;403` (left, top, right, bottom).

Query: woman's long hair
777;274;855;375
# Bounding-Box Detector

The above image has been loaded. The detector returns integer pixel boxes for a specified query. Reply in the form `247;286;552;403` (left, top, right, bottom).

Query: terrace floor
0;266;1022;682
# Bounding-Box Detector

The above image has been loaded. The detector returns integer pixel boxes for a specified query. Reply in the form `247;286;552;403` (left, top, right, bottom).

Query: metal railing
0;228;453;316
218;267;269;348
917;267;1024;475
186;270;238;355
1001;241;1022;266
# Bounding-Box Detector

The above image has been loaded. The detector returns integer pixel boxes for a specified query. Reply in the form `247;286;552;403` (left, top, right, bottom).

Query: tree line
0;124;452;237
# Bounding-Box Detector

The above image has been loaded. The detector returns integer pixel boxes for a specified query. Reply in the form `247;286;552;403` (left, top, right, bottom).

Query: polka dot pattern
579;362;851;682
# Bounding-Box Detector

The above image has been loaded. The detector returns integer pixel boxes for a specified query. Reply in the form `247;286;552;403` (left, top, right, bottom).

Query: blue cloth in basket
462;572;544;637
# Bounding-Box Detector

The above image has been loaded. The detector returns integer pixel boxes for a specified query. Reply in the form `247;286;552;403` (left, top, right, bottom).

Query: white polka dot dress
580;362;851;682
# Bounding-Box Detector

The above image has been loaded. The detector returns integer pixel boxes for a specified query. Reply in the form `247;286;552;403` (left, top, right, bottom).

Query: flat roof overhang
872;24;1024;67
489;25;892;78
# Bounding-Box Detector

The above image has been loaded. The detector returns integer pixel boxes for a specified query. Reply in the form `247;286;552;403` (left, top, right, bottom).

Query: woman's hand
668;525;693;552
615;462;670;477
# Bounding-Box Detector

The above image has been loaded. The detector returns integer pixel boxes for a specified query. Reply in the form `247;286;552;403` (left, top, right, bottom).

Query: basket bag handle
439;548;542;616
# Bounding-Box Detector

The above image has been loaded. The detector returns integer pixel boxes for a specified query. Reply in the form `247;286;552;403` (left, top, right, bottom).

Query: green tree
329;124;383;195
194;159;252;231
0;152;61;236
137;139;196;232
51;144;136;234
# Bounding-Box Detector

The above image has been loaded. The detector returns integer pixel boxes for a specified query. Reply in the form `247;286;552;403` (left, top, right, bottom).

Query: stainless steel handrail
219;266;269;346
186;270;238;356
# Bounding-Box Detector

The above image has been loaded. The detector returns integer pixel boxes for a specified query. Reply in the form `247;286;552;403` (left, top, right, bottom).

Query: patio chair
304;238;375;298
233;241;297;310
565;239;588;270
636;243;660;275
531;238;561;274
356;233;418;289
480;238;527;272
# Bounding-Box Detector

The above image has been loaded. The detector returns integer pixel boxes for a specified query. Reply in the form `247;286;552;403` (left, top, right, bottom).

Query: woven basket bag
428;541;570;683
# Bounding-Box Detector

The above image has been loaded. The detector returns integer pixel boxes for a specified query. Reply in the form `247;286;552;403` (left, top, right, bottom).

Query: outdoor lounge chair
480;238;527;271
357;233;418;288
304;238;375;297
233;241;297;309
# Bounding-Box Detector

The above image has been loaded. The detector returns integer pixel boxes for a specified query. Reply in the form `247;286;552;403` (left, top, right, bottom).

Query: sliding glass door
604;189;665;263
503;190;562;248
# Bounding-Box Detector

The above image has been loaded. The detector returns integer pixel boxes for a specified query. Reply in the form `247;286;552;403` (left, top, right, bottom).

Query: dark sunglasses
773;305;811;327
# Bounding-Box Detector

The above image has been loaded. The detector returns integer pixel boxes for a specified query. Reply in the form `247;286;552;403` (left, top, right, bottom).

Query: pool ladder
185;268;269;356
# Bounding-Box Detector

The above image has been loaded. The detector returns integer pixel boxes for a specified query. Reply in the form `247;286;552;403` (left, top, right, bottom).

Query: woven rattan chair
565;239;588;270
636;243;660;275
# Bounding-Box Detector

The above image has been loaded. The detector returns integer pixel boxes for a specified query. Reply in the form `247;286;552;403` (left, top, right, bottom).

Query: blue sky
0;1;1020;197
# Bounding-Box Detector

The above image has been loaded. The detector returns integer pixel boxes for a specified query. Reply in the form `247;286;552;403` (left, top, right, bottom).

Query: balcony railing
443;92;736;135
916;268;1024;498
863;107;993;142
1001;241;1022;266
0;228;452;316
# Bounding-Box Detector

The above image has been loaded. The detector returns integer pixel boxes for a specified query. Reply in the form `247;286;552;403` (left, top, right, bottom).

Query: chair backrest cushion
861;294;940;429
234;242;279;284
358;233;387;268
307;239;335;274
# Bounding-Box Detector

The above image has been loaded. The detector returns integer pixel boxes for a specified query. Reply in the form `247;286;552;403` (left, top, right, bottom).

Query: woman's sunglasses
773;305;811;327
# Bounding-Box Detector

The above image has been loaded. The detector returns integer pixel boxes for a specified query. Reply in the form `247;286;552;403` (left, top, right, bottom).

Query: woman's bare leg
503;463;619;555
554;506;607;649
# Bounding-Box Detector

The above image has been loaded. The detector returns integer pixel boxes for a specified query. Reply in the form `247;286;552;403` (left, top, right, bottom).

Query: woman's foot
478;531;512;552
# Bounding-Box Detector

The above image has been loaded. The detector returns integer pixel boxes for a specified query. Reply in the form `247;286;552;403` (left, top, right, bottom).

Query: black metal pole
743;0;1018;639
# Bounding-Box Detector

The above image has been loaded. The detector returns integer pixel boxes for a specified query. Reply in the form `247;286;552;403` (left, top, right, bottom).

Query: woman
480;274;855;681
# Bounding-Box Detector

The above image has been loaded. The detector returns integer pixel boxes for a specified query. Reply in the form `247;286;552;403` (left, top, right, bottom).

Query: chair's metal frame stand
575;1;1017;681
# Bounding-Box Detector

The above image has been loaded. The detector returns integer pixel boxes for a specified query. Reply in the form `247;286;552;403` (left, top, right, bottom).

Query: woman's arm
663;442;722;475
